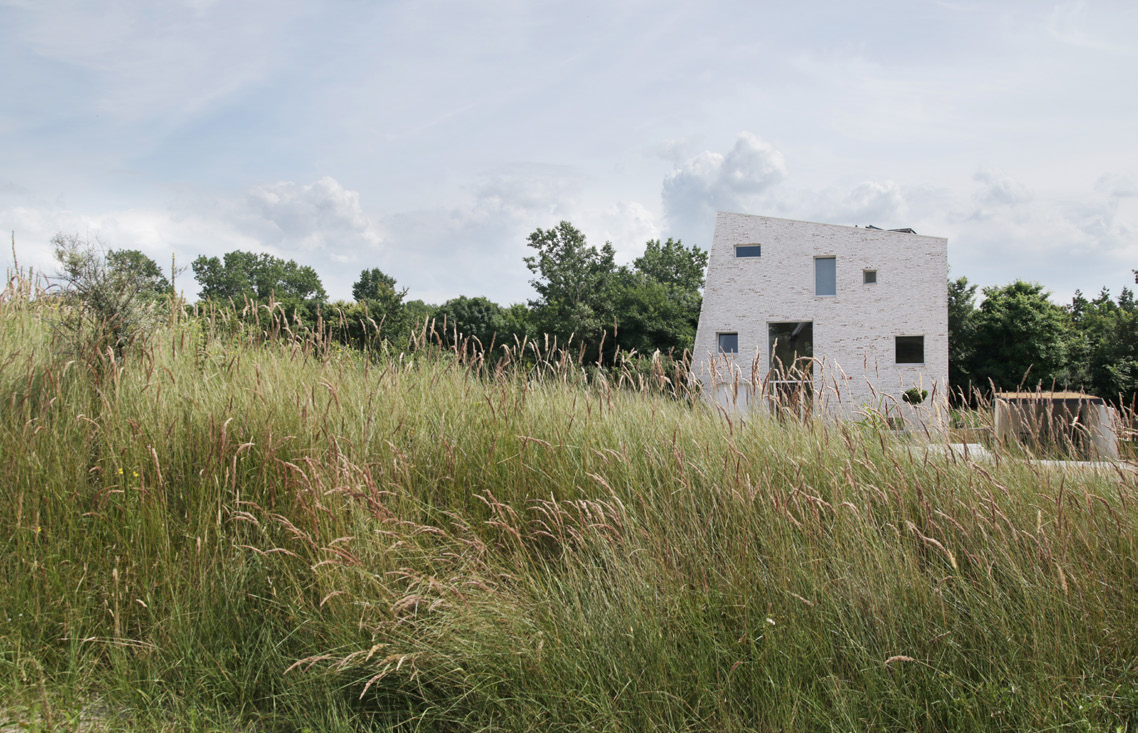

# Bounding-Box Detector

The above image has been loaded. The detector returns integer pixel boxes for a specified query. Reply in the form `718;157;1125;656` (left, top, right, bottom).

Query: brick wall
692;212;949;425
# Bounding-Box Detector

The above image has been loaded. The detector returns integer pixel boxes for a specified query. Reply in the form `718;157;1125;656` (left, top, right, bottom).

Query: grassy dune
1;286;1136;731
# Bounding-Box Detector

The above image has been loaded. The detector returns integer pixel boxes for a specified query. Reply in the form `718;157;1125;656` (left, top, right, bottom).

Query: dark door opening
768;321;813;417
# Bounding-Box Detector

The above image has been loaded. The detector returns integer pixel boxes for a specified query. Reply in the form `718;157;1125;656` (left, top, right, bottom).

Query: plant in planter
903;387;928;405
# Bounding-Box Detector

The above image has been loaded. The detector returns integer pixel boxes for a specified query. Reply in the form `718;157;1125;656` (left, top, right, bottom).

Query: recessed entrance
768;321;813;416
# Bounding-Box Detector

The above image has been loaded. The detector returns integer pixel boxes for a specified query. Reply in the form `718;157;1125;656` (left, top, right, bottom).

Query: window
863;269;877;284
717;332;739;354
896;336;924;364
735;244;762;258
815;257;836;296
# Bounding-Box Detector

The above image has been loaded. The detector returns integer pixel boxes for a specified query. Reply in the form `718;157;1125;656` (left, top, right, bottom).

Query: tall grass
1;278;1136;731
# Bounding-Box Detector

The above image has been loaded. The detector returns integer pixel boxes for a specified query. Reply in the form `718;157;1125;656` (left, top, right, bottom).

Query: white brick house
692;212;949;425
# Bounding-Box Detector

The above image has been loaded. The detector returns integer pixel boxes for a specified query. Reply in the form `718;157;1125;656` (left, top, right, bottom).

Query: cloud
591;201;662;261
243;177;381;258
1;176;385;300
808;180;908;225
377;166;584;305
470;165;583;220
1094;173;1138;199
972;168;1031;211
1;168;664;306
661;132;787;240
928;171;1137;301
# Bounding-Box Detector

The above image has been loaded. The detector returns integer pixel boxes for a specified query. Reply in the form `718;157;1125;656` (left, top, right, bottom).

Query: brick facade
692;212;949;425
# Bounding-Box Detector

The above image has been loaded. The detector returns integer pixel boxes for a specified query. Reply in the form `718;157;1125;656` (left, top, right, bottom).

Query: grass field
2;280;1136;731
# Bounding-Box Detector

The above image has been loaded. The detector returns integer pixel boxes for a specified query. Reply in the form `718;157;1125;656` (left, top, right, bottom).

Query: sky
2;0;1136;306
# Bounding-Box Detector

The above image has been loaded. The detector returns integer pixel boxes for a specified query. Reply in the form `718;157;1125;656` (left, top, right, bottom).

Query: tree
610;275;696;355
970;281;1070;393
51;233;158;359
499;304;532;346
1065;287;1138;405
403;299;436;330
191;251;326;303
434;296;506;348
524;221;617;349
610;238;708;356
352;267;397;302
107;249;170;297
350;267;408;341
947;276;978;397
633;238;708;292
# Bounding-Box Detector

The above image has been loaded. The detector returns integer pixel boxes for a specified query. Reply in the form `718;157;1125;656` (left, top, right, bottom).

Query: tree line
184;221;709;367
949;277;1138;406
60;225;1138;406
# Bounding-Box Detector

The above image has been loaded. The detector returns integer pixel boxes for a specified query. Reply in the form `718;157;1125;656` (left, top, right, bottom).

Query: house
691;212;949;425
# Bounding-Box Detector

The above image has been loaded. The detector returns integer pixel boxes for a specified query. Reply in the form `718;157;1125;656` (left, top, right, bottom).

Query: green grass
1;285;1136;731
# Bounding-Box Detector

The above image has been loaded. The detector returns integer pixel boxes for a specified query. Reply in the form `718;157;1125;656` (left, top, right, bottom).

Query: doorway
767;321;813;417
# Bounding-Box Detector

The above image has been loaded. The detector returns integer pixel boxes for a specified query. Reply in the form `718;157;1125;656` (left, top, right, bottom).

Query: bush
51;232;160;362
903;386;928;405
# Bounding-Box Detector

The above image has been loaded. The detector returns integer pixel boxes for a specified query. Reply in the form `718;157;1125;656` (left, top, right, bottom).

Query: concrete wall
993;398;1121;460
692;212;949;425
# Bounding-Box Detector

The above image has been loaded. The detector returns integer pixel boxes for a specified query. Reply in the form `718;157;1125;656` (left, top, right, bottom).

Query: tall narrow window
895;336;924;364
815;257;836;296
718;332;739;354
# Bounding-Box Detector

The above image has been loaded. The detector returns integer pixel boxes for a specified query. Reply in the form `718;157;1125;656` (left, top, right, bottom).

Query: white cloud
243;177;381;257
928;172;1137;301
661;132;787;241
377;166;584;305
972;168;1032;211
1;176;385;300
816;180;908;225
591;201;662;262
1094;173;1138;199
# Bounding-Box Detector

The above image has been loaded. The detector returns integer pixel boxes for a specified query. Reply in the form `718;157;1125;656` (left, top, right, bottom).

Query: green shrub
903;386;928;404
50;232;161;362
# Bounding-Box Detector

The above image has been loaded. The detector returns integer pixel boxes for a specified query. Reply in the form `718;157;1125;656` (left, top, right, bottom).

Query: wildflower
117;468;123;475
132;471;139;478
766;617;776;626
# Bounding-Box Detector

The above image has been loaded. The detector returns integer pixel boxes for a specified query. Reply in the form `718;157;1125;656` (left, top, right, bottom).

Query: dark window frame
735;244;762;258
717;332;739;354
895;335;925;364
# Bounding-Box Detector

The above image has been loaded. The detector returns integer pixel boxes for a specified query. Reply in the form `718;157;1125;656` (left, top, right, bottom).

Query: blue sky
2;0;1135;305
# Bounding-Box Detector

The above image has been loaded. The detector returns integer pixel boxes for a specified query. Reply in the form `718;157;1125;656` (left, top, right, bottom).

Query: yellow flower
117;468;123;475
132;471;139;478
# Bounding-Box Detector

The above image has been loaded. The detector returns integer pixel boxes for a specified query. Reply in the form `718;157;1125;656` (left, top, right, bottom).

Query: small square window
815;257;836;296
896;335;924;364
735;244;762;258
863;269;877;284
718;332;739;354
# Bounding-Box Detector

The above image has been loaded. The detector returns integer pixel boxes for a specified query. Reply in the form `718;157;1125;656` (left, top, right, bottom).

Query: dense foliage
191;250;327;303
948;276;1138;405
